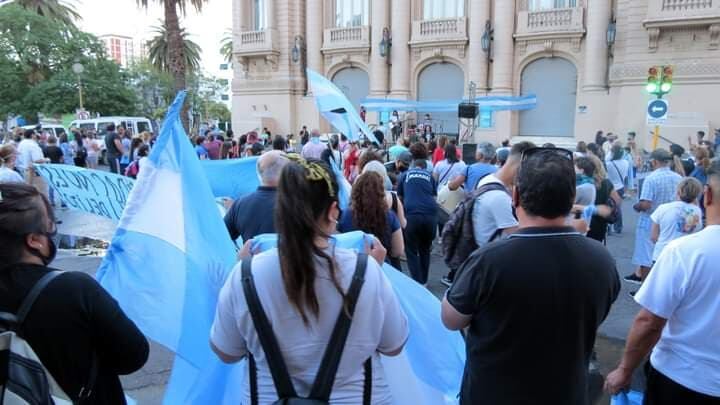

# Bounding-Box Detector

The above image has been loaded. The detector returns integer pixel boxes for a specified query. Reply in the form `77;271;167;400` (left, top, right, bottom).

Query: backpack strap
16;271;61;325
241;258;298;400
309;253;369;401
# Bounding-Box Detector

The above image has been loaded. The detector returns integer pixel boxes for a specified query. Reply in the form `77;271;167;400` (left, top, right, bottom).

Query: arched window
423;0;464;20
528;0;577;11
253;0;266;30
335;0;369;27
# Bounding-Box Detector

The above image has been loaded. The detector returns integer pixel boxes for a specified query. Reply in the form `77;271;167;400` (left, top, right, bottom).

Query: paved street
53;200;645;404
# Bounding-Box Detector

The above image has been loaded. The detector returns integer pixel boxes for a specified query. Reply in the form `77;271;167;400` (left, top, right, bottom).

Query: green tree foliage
0;4;138;120
147;22;202;74
220;30;232;63
126;59;175;119
11;0;80;26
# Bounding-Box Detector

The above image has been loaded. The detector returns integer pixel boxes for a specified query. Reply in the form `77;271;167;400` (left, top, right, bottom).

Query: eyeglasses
521;147;574;163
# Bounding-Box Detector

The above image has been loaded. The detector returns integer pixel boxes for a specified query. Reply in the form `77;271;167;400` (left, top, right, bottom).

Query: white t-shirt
471;175;518;245
15;139;44;173
432;159;467;191
650;201;703;261
211;247;408;404
635;225;720;397
0;167;24;183
607;159;630;192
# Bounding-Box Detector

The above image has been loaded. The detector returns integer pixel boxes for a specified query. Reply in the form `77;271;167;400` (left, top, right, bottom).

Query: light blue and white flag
361;94;538;113
96;92;241;403
307;69;378;144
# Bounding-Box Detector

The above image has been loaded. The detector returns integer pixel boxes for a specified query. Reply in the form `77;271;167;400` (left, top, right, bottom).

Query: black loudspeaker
458;102;479;119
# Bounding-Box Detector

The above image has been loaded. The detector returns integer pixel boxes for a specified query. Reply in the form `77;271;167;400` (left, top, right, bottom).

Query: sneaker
629;291;637;298
440;276;453;287
623;273;643;284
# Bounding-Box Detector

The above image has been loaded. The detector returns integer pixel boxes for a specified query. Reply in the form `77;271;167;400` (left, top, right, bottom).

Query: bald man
606;158;720;403
224;151;289;242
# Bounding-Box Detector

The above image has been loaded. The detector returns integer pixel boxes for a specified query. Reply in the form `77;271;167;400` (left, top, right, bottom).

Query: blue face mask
311;137;320;144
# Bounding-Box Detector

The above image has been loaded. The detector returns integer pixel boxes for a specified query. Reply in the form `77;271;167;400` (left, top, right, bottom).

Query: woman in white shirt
606;142;630;234
0;145;24;183
211;157;409;404
650;177;704;262
84;132;102;169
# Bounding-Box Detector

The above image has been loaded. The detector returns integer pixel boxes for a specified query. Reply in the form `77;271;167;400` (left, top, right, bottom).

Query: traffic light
661;65;673;94
646;66;660;94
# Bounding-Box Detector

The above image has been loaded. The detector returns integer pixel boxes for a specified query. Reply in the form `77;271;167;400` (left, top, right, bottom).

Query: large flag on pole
96;92;240;403
307;69;378;144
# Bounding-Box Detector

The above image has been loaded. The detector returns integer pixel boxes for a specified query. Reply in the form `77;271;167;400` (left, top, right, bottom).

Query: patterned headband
287;154;336;197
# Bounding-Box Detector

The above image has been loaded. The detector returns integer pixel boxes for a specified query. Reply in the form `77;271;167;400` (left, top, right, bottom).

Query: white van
20;124;68;139
69;117;153;138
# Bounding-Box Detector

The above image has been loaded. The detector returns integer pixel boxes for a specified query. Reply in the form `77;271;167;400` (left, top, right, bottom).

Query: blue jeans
613;188;624;233
404;214;437;285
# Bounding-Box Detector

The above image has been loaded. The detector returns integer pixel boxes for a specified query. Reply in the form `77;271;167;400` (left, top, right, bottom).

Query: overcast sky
77;0;232;75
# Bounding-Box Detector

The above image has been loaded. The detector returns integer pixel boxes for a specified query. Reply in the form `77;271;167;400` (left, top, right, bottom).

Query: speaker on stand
458;102;479;143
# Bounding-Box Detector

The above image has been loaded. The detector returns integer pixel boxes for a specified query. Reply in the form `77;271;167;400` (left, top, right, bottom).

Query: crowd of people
1;122;719;404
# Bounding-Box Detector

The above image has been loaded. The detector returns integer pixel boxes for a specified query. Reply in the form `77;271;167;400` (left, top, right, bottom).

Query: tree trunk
164;0;190;132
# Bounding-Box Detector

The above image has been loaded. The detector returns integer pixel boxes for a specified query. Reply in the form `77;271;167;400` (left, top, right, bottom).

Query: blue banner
35;164;135;221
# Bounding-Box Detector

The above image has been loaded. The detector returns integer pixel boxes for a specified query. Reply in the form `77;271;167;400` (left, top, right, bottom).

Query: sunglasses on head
521;147;574;163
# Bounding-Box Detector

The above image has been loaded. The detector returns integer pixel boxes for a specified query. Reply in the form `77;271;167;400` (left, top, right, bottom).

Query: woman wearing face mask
0;182;149;404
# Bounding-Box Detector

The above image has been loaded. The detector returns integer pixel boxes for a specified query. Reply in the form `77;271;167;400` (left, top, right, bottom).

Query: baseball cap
397;151;412;164
650;148;672;162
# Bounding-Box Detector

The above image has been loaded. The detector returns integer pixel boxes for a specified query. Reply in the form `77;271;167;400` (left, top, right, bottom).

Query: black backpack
441;182;509;271
242;254;372;405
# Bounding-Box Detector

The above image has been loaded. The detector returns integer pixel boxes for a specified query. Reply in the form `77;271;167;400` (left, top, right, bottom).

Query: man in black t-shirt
442;148;620;405
104;123;124;174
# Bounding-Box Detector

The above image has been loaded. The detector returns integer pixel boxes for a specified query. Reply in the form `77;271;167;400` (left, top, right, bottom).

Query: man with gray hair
224;151;289;242
449;141;497;192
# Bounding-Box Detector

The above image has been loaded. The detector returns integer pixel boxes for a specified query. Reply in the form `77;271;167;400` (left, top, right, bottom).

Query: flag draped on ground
307;69;378;144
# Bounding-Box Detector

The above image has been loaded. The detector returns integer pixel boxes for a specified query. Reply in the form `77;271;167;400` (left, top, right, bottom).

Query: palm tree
137;0;207;129
219;30;232;63
147;23;202;74
10;0;80;25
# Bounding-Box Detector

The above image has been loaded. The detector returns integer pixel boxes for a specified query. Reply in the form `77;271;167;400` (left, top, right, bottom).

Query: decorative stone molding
517;37;583;55
710;24;720;48
643;0;720;51
648;27;661;51
610;61;720;85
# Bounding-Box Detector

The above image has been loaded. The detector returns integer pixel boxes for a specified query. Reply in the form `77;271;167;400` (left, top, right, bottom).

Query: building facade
231;0;720;147
99;34;147;68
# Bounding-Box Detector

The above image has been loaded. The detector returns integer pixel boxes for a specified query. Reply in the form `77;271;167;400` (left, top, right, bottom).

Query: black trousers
107;155;120;174
404;214;436;285
645;362;720;405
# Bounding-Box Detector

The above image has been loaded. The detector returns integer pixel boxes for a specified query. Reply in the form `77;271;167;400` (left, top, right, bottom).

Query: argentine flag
97;92;241;403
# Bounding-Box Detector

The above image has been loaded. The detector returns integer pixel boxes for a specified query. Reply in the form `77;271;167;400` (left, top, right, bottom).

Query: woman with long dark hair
339;171;404;266
0;182;148;403
211;158;408;404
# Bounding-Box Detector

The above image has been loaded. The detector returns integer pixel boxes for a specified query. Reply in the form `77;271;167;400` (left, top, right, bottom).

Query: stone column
266;0;275;30
583;0;612;91
306;0;324;74
468;0;491;92
232;0;247;33
390;0;411;98
491;0;516;94
369;0;390;96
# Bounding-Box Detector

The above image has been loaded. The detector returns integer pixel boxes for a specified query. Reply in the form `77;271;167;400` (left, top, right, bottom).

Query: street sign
647;99;668;124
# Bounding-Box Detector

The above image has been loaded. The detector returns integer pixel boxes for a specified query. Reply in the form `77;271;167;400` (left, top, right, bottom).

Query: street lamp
481;20;494;61
379;28;392;60
291;35;303;64
606;19;617;54
72;62;85;111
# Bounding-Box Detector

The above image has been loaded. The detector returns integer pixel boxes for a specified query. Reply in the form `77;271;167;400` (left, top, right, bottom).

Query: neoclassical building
231;0;720;147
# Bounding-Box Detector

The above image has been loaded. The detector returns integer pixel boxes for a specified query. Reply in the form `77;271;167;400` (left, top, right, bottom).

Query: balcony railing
322;26;370;51
662;0;713;11
234;29;277;56
646;0;720;21
411;17;468;44
516;7;585;38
